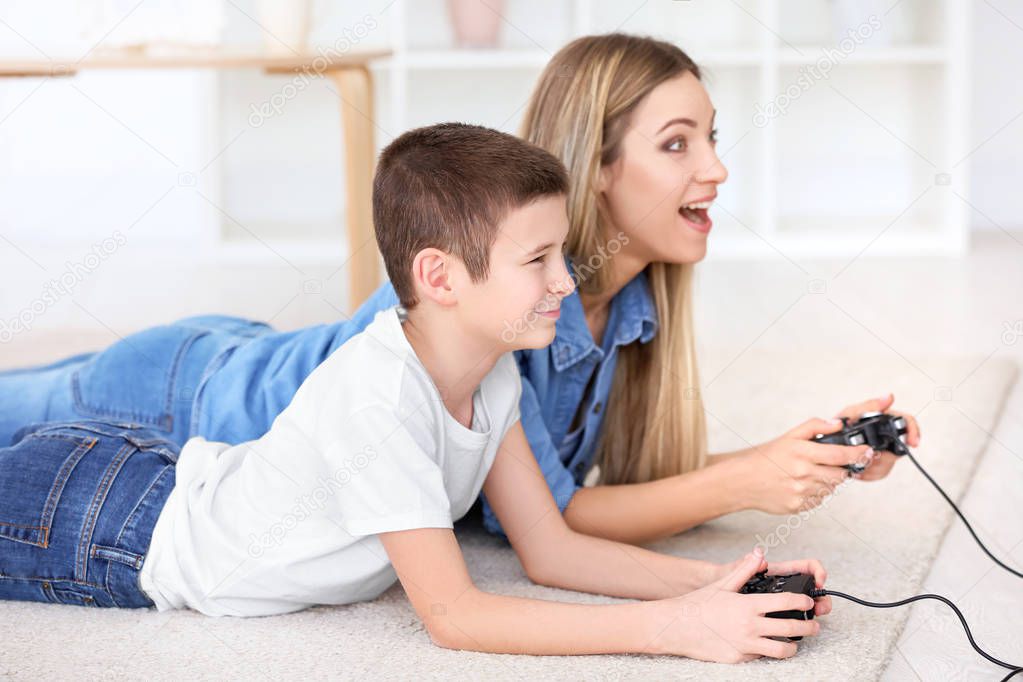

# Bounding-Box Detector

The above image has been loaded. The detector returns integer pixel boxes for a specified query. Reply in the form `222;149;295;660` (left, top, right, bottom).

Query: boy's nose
549;269;576;298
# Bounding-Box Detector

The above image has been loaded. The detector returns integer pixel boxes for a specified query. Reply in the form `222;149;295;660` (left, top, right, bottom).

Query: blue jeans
0;421;177;608
0;315;273;448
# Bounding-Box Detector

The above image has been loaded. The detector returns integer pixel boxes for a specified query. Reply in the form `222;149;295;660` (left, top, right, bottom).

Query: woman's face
599;71;728;266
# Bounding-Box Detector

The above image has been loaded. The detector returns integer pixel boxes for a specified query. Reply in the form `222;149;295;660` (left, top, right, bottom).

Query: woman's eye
710;128;719;144
529;255;545;264
666;137;687;152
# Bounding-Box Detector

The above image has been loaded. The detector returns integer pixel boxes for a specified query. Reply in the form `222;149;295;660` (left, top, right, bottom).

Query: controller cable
902;450;1023;580
808;587;1022;678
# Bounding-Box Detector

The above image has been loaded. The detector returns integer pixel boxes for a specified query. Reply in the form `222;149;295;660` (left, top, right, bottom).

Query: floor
695;228;1023;680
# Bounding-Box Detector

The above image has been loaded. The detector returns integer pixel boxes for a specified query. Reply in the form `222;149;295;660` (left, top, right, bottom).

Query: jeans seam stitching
23;437;96;548
160;330;206;436
75;440;131;582
106;465;170;607
71;372;170;427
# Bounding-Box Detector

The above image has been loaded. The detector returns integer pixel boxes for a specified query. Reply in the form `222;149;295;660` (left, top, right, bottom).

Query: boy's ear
411;248;458;307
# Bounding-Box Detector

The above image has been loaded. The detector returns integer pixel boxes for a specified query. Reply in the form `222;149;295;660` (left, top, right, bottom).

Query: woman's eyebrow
657;109;717;134
657;117;697;134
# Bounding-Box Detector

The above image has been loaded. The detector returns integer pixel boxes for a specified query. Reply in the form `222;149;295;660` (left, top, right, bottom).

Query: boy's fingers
720;548;766;591
752;638;799;659
750;592;815;615
767;559;828;589
760;617;819;640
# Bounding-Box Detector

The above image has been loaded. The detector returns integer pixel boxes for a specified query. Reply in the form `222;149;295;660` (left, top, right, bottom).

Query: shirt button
592;401;602;414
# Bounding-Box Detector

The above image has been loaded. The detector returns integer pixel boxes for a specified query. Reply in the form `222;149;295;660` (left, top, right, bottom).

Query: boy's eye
710;128;719;144
529;255;544;264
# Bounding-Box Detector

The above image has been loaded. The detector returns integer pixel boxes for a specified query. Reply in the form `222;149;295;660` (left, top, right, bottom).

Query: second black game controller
812;411;910;473
739;571;818;640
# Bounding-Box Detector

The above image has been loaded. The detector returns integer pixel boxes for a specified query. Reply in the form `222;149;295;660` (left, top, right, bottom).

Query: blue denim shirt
197;270;658;537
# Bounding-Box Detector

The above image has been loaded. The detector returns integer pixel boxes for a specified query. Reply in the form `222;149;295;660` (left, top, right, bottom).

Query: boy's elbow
523;558;562;588
518;529;575;587
427;623;465;650
422;588;486;651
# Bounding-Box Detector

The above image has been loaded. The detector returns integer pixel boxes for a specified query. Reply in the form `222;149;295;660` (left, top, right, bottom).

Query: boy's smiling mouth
534;294;562;319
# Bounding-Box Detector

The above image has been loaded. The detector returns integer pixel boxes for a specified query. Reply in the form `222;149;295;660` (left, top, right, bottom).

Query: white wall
970;0;1023;233
0;0;1019;338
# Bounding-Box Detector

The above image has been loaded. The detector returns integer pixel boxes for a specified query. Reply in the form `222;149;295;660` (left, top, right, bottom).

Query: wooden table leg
330;65;380;311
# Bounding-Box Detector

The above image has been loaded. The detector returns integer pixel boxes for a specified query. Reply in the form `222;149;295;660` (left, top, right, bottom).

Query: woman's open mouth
679;203;712;234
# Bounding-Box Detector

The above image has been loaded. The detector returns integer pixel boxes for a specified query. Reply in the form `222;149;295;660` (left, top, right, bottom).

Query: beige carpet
0;337;1018;680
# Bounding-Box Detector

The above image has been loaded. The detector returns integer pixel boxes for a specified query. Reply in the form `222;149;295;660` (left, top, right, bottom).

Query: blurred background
0;0;1019;335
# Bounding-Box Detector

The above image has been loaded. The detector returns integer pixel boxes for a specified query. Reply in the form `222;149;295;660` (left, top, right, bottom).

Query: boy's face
452;194;574;351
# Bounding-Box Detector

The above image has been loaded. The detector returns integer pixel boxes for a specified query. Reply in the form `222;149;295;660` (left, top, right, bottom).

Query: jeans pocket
0;433;96;547
43;581;99;607
71;325;207;432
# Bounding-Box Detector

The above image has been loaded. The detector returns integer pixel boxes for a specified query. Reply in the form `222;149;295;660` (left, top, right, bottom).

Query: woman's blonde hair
519;33;708;485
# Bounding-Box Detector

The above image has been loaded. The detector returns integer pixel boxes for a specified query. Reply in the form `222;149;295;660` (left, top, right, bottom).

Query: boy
0;124;828;662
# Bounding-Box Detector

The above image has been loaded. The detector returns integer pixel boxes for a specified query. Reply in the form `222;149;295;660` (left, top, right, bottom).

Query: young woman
0;34;920;546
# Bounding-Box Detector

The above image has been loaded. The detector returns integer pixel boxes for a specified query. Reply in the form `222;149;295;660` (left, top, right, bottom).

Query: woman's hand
832;392;921;481
648;548;822;662
730;417;873;514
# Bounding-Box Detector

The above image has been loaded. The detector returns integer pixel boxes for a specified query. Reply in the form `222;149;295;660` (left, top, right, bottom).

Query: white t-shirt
139;307;522;617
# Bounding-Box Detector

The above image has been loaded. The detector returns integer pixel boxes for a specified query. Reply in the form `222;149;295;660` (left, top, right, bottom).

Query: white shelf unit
205;0;971;265
372;0;972;260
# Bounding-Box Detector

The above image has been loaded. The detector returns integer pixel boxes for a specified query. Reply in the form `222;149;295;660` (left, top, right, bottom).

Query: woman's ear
596;160;616;194
411;248;457;306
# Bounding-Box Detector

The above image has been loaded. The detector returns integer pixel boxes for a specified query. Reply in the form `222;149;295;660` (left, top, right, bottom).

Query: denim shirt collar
550;267;658;371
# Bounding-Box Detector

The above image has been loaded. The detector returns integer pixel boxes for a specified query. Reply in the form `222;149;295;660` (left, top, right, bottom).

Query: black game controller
812;411;910;473
740;571;818;639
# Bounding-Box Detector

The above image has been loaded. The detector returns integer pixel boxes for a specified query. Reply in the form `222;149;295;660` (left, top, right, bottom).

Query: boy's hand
710;553;831;616
648;548;820;663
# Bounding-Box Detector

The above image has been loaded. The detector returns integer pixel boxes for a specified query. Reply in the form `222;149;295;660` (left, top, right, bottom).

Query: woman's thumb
719;546;765;592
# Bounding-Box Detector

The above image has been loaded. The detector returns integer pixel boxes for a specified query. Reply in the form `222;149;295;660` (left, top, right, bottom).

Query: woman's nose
699;150;729;185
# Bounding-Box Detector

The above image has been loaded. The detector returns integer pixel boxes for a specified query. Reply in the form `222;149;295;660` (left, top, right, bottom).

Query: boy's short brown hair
373;123;568;308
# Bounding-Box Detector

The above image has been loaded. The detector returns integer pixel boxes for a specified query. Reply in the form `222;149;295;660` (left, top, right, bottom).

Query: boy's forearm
563;458;750;545
430;588;666;655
